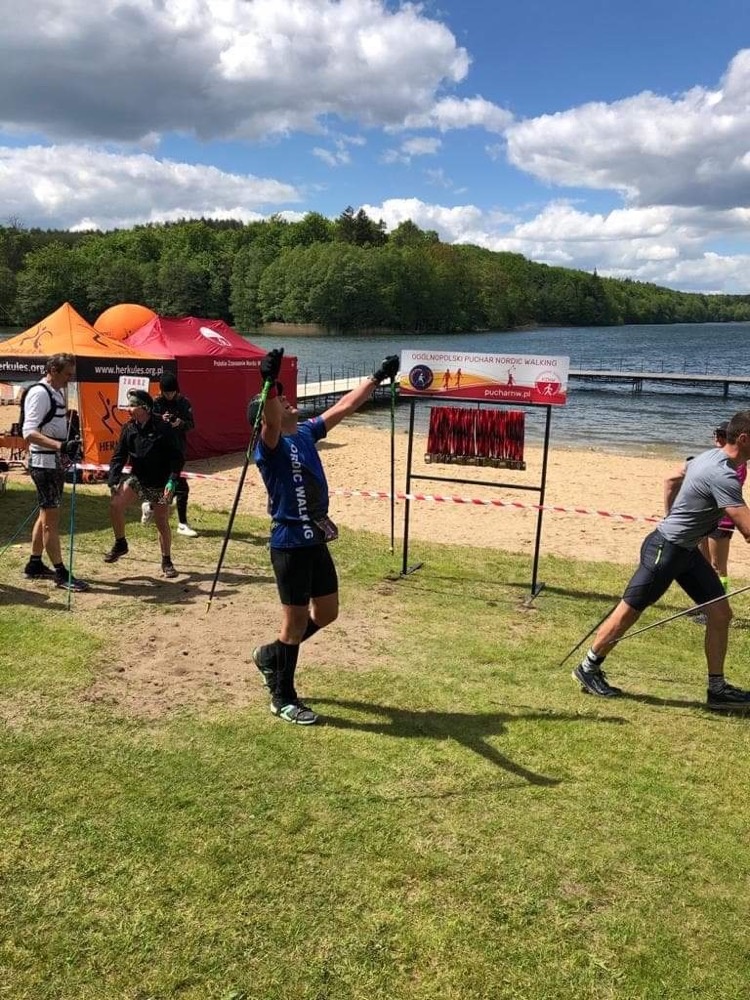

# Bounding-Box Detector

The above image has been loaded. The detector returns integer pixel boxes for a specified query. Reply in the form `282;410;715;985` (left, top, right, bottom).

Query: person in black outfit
104;388;184;578
150;372;198;537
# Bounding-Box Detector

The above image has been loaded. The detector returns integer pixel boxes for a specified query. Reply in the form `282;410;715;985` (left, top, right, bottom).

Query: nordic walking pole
389;374;397;554
205;375;274;613
557;599;621;668
611;584;750;646
65;458;78;611
0;504;40;563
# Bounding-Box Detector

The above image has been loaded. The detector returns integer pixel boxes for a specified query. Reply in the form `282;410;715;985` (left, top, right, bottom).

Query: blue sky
2;0;750;292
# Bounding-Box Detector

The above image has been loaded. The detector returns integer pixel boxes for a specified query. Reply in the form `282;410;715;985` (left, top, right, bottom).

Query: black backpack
18;382;58;433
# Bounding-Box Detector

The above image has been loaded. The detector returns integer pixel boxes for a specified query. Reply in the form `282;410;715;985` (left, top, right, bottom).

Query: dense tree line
1;209;749;332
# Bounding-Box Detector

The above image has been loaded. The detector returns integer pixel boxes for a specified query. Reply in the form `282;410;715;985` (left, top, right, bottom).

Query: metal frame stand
401;398;553;600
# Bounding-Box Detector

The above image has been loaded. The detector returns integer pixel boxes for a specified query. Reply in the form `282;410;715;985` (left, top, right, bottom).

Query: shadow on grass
617;690;750;717
314;697;627;788
1;569;274;607
0;581;66;609
89;568;274;604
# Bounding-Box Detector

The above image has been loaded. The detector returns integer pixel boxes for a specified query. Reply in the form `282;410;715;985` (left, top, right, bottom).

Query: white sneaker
177;522;198;537
141;501;154;526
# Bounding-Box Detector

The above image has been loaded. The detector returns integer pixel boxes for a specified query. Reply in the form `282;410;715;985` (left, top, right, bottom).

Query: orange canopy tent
0;302;173;467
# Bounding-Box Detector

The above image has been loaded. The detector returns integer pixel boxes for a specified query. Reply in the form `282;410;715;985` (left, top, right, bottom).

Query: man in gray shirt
572;410;750;707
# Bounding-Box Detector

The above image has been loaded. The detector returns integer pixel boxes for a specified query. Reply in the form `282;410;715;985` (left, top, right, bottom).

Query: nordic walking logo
408;365;434;391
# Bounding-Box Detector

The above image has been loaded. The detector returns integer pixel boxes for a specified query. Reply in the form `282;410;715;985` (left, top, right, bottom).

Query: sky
2;0;750;293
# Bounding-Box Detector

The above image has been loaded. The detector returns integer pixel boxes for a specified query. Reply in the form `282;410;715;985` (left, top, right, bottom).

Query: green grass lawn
2;484;750;999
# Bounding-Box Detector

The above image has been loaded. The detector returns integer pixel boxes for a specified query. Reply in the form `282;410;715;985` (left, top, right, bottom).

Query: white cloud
313;147;350;168
312;134;366;167
403;96;513;133
360;197;750;293
505;49;750;211
381;136;442;165
0;145;299;229
0;0;470;142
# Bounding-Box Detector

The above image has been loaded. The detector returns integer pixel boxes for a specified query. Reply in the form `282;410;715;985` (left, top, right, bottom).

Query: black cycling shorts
30;466;66;509
622;529;725;611
270;544;339;606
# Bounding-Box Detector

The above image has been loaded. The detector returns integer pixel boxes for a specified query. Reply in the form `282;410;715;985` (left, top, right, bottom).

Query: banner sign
117;374;150;407
0;355;174;383
398;350;569;406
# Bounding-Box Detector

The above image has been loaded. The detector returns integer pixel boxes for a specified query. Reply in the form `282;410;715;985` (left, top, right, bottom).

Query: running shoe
54;574;90;592
270;699;318;725
23;560;56;580
103;539;129;563
572;663;622;697
707;682;750;707
177;523;198;537
161;558;178;579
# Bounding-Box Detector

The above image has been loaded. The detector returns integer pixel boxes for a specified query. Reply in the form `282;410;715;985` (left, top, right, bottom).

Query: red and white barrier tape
329;488;660;524
76;462;237;483
73;462;659;524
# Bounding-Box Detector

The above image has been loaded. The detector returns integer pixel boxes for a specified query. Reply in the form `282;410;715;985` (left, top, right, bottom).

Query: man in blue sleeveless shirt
251;348;399;725
572;410;750;707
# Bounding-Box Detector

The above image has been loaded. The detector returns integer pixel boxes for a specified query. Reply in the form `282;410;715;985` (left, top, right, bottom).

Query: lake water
4;321;750;457
247;323;750;458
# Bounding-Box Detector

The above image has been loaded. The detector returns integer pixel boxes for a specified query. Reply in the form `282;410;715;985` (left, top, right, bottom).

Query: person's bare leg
30;513;44;557
707;536;730;580
153;503;172;559
704;598;731;676
309;592;339;630
109;485;137;539
40;508;62;565
590;601;642;656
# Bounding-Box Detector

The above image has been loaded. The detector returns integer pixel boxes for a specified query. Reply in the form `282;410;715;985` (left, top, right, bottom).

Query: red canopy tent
122;316;297;459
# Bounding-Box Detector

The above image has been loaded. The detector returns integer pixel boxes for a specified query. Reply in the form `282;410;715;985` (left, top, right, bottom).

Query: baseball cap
159;372;179;392
714;420;729;436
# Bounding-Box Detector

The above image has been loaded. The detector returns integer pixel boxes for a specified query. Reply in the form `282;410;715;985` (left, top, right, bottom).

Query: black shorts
623;529;725;612
123;475;169;506
30;466;66;509
270;544;338;606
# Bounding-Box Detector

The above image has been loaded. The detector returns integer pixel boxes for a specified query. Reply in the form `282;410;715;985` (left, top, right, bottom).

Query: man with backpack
21;352;88;592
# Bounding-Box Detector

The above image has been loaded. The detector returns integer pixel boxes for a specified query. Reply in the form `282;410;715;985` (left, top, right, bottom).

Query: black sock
53;562;67;577
301;619;320;643
260;621;319;670
29;554;43;565
273;641;300;704
708;674;726;693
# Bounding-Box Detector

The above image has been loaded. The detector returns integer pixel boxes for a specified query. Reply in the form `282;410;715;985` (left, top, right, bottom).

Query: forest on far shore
2;208;749;333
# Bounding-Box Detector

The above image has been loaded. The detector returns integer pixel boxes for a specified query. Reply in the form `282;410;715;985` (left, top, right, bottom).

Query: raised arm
254;349;285;451
321;355;399;433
